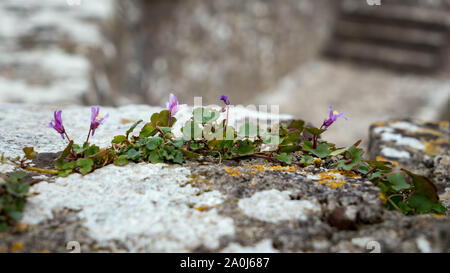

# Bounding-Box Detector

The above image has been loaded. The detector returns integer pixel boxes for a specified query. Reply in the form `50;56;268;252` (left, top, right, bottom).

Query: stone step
340;1;450;30
324;39;440;71
334;20;447;51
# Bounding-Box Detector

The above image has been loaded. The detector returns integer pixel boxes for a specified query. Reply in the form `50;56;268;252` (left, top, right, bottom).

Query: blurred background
0;0;449;146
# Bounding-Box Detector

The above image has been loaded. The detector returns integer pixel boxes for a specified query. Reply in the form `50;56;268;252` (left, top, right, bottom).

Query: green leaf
76;158;94;175
408;194;433;213
306;128;326;136
23;147;37;160
149;150;163;163
238;141;255;155
336;146;364;171
146;137;163;150
180;148;200;159
193;107;220;123
5;172;27;183
431;202;447;215
158;127;172;134
238;123;258;138
275;153;292;164
6;210;22;222
58;169;73;177
6;182;28;197
387;173;411;191
151;110;176;127
288;120;305;132
402;169;439;203
55;160;76;171
0;222;6;232
281;132;300;145
172;150;184;164
189;142;205;152
127;149;143;161
56;140;74;163
112;135;127;144
139;123;156;138
330;147;348;157
172;139;184;148
279;145;300;153
85;145;100;157
377;182;388;194
113;155;129;166
126;120;143;138
302;141;332;158
300;155;314;166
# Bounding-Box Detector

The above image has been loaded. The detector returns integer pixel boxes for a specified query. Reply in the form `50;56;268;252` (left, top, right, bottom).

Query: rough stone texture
0;0;113;104
0;104;449;253
368;119;450;195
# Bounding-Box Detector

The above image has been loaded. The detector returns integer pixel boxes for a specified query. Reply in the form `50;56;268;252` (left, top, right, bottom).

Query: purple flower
166;93;180;123
220;95;230;105
322;106;346;129
49;110;66;139
90;106;108;136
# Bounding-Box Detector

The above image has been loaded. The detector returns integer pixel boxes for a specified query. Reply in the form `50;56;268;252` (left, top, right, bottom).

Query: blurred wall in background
89;0;334;106
0;0;449;146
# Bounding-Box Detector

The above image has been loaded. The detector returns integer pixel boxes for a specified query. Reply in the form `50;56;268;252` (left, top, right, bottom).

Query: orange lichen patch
439;195;448;200
438;121;449;127
328;169;360;178
431;214;446;219
379;193;387;204
11;242;25;252
250;182;256;187
328;180;346;189
422;138;449;156
315;170;357;189
245;164;296;173
352;183;359;188
196;205;210;212
373;121;387;127
417;128;443;137
225;168;241;177
36;250;52;253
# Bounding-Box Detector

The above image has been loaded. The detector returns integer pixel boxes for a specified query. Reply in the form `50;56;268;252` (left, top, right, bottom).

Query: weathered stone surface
0;104;449;253
368;119;450;195
0;0;113;104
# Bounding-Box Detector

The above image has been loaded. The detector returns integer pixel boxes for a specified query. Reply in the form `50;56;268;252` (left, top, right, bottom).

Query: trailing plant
0;171;29;232
1;93;446;227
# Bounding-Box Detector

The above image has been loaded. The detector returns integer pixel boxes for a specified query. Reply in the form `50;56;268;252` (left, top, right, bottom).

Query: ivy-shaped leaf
238;141;255;155
23;147;37;160
76;158;94;175
146;137;163;150
112;135;127;144
387;172;411;191
275;153;292;164
302;141;332;158
113;155;129;166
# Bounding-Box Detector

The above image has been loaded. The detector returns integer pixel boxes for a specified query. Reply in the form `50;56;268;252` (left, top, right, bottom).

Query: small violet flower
220;94;230;105
166;93;180;123
322;106;346;129
90;106;109;136
49;110;66;139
